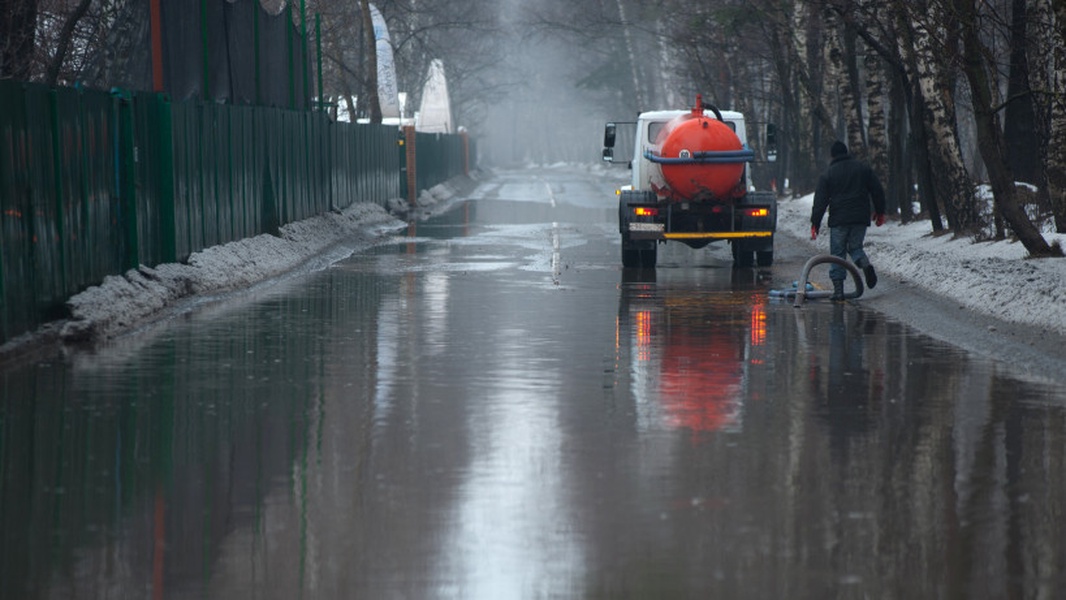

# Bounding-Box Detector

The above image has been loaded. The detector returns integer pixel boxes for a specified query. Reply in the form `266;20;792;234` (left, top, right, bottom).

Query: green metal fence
1;80;468;345
415;131;466;195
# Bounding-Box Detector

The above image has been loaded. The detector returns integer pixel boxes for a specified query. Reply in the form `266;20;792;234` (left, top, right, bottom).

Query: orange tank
657;113;746;201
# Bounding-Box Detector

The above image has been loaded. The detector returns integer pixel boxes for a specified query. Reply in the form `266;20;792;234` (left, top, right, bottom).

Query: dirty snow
55;202;405;343
37;179;479;347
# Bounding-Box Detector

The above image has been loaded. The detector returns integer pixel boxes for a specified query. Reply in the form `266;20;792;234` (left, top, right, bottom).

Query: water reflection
0;270;392;599
616;268;771;433
609;267;1066;596
1;207;1065;597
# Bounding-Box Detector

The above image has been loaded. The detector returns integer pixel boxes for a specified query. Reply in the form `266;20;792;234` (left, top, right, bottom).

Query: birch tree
823;7;864;156
909;1;980;233
1041;0;1066;232
957;0;1057;255
850;0;887;187
889;2;945;230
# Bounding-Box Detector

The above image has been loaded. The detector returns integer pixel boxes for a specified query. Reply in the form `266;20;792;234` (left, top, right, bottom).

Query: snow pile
779;194;1066;336
51;173;488;347
53;175;488;346
60;202;406;343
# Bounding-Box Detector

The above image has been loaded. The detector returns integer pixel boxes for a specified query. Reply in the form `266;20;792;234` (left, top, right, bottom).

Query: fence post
461;129;469;176
154;94;177;263
404;125;417;207
316;14;323;113
48;89;67;294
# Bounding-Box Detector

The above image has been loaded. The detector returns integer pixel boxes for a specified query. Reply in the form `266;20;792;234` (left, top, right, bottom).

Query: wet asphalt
1;165;1065;599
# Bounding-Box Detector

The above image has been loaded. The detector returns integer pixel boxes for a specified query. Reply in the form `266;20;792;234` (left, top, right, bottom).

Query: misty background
4;0;1066;250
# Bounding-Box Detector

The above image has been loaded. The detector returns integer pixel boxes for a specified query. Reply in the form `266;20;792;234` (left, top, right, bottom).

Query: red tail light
746;208;769;217
634;207;659;217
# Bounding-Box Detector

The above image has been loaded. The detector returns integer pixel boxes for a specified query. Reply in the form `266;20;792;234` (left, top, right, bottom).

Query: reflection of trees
798;309;1066;596
597;277;1066;594
0;268;393;597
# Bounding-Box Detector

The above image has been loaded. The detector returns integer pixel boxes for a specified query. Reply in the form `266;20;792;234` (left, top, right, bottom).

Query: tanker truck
602;95;776;269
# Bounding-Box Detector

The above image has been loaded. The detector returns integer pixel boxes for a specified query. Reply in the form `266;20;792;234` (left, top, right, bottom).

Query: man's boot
863;263;878;289
830;279;845;302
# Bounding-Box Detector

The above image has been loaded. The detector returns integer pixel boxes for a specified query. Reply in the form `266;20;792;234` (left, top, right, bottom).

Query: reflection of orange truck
603;95;777;269
617;279;769;433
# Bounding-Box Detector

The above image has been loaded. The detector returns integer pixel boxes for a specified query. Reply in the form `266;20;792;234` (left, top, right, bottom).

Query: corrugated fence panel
1;82;467;345
202;103;223;249
415;132;465;195
23;85;65;316
132;92;164;268
70;89;122;291
0;80;37;339
171;101;200;261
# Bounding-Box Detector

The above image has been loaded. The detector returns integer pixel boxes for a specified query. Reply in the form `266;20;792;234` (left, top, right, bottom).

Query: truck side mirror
766;123;777;163
603;123;616;148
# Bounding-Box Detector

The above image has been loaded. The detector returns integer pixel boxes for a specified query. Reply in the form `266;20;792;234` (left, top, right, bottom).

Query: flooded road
2;165;1065;598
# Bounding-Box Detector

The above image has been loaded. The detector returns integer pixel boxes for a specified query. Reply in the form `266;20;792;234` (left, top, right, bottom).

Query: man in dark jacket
810;141;886;301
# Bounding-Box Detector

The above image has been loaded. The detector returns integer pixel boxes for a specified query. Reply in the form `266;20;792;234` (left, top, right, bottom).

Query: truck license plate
629;222;664;232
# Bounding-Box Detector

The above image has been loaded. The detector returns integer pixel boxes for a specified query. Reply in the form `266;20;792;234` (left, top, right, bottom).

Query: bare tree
957;0;1058;255
1;0;38;80
359;0;382;123
1002;0;1043;189
43;0;92;85
910;1;981;233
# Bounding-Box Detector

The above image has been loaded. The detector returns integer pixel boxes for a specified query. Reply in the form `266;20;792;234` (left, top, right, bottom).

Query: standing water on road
2;166;1064;598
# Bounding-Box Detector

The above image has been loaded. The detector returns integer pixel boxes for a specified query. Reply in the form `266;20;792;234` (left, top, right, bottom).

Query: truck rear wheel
731;243;754;268
622;240;657;269
756;250;774;267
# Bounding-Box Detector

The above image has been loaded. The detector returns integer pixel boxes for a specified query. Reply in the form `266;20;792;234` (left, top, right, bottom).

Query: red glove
874;213;885;227
810;225;818;240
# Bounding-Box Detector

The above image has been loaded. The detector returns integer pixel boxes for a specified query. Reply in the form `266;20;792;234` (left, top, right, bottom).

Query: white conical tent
370;3;400;119
416;59;452;133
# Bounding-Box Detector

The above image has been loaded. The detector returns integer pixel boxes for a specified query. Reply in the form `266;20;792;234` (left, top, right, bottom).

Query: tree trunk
912;3;978;233
45;0;93;86
360;0;382;124
865;51;887;187
818;5;844;146
766;15;802;194
790;0;817;192
894;2;942;230
615;0;644;111
1003;0;1044;187
1044;0;1066;232
888;67;911;221
821;7;845;141
959;0;1058;256
911;91;945;231
855;0;884;176
794;2;836;174
841;23;866;156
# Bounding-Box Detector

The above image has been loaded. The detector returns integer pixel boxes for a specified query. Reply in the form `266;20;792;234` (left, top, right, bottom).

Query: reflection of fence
0;80;471;345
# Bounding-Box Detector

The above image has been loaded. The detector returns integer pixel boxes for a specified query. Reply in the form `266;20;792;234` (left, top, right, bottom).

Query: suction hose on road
767;254;865;307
